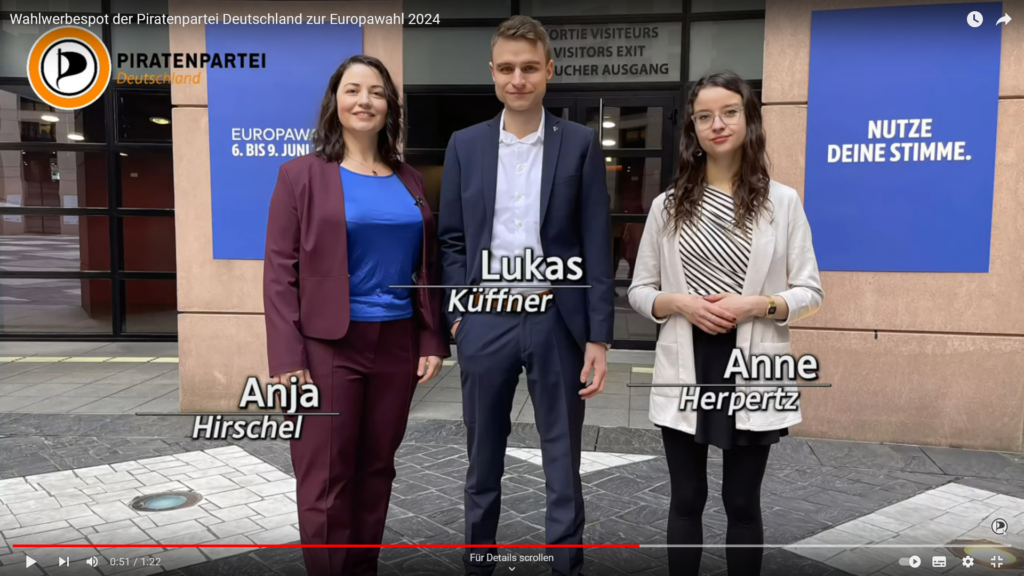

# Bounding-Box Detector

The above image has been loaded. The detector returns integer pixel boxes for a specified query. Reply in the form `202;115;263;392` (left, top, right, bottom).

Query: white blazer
627;181;823;433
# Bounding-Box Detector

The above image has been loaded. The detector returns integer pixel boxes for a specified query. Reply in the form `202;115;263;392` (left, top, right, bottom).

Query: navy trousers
456;302;587;576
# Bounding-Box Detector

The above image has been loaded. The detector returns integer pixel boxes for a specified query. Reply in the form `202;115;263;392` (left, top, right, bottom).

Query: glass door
543;93;678;350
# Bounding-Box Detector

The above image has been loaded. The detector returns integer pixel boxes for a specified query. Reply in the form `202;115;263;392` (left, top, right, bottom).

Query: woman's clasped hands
676;293;766;335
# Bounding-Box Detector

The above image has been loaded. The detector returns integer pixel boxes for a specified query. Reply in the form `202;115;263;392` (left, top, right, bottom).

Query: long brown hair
311;55;403;169
665;71;771;234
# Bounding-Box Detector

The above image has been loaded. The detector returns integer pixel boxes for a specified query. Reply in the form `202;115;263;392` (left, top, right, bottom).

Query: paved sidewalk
0;342;658;430
3;343;1024;575
409;358;657;429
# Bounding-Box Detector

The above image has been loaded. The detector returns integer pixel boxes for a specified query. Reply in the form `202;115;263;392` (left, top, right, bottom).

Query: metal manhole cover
129;491;203;512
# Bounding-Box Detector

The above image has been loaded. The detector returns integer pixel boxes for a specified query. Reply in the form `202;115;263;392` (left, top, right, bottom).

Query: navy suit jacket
437;110;614;349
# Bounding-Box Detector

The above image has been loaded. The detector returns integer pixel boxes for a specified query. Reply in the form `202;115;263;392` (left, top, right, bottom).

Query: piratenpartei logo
26;26;111;110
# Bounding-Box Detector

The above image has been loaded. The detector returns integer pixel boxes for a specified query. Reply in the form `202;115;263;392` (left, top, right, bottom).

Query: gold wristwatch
765;296;777;319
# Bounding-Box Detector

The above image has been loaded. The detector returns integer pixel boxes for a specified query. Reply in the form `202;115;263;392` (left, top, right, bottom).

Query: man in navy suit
438;15;614;576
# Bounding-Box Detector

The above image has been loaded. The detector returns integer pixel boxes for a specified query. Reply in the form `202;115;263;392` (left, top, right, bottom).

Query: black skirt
692;325;788;450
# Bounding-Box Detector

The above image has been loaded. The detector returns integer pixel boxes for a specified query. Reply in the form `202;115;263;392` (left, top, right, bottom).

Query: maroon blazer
263;154;450;377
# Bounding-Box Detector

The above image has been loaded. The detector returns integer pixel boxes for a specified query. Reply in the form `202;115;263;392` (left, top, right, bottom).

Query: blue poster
207;24;362;259
804;3;1002;272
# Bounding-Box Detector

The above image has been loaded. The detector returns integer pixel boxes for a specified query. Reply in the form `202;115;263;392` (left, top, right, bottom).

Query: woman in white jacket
628;71;823;575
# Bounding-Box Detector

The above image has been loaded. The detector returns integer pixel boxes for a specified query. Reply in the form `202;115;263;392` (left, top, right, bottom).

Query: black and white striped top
678;186;753;296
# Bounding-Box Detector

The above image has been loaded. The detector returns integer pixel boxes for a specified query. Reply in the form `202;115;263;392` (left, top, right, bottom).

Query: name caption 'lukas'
446;249;583;314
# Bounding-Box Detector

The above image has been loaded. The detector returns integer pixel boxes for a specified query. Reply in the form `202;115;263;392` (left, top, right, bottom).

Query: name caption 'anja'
191;376;319;440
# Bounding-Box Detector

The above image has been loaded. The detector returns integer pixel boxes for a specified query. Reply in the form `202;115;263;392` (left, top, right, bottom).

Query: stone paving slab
788;483;1024;574
0;444;301;574
4;410;1024;574
3;343;1020;574
0;357;180;415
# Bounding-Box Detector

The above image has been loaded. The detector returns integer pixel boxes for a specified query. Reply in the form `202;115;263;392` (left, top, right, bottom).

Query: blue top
341;166;423;322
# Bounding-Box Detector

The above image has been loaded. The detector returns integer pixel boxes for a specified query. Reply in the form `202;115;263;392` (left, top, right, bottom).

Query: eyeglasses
692;107;743;130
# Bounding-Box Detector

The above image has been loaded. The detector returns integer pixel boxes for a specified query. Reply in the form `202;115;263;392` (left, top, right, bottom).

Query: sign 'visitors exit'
545;23;681;83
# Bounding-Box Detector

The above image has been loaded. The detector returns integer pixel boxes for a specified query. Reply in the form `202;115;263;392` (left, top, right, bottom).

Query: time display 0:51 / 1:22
109;557;161;567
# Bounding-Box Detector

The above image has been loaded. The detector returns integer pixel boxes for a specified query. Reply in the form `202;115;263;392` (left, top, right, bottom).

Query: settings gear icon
963;555;975;568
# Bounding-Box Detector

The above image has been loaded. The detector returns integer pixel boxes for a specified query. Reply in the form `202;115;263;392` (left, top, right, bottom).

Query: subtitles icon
993;518;1008;535
968;10;984;27
933;556;946;568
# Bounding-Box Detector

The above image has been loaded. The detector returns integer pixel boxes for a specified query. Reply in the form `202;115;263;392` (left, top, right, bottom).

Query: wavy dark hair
665;71;771;235
311;55;403;169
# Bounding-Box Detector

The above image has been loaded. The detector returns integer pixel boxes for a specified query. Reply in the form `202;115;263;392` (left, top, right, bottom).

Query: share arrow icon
996;13;1012;26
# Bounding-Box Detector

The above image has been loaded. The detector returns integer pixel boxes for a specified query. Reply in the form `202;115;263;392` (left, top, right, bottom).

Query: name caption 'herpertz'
678;350;820;416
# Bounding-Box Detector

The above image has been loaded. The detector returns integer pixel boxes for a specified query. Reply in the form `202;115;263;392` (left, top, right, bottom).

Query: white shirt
484;109;549;292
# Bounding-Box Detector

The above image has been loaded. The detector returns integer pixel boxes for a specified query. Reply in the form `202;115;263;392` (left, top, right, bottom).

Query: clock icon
968;11;984;27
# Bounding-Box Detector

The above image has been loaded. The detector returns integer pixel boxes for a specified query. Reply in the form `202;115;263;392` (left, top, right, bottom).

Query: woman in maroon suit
263;54;449;575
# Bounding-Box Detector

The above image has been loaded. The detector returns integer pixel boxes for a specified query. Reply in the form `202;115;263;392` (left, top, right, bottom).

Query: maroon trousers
289;319;420;576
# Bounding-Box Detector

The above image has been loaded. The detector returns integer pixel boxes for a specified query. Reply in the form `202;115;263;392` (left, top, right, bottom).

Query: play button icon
26;556;37;568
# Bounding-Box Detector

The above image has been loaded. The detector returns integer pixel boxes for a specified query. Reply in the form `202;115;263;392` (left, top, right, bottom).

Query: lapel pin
553;126;558;132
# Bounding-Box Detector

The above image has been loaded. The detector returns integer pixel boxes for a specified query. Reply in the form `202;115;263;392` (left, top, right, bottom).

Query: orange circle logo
26;26;111;110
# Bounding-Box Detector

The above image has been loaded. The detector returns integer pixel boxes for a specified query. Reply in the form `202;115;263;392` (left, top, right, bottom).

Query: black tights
661;426;772;575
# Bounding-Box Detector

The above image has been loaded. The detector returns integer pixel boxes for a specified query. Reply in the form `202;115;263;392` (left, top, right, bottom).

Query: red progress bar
14;544;639;548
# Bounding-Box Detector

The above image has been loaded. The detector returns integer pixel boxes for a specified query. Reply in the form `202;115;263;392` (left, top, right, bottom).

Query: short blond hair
491;15;552;62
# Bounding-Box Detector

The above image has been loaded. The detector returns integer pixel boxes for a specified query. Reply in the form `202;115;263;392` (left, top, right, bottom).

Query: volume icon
87;557;99;567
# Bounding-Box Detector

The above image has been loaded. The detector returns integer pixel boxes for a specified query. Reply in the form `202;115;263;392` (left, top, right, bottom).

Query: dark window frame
0;0;175;341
